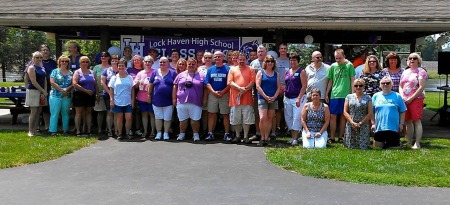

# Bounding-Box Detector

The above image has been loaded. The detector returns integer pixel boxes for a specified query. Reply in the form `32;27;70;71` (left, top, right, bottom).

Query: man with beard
227;53;256;143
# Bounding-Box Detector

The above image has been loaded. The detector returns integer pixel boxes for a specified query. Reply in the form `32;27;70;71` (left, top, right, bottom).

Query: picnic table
0;86;29;124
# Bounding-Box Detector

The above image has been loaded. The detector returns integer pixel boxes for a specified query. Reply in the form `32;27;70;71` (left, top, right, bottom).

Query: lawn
266;138;450;187
0;82;24;87
0;130;97;169
425;91;444;112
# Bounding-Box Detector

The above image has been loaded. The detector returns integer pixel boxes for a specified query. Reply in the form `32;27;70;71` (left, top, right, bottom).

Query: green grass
425;91;443;112
266;138;450;187
0;130;97;169
0;82;24;87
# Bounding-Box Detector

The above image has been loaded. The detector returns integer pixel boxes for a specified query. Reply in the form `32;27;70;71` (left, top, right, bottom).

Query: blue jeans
49;95;72;132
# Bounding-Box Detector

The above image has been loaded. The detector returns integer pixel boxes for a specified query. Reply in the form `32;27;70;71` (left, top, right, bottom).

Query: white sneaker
28;132;34;137
291;139;298;146
136;130;144;136
177;133;185;141
163;132;170;140
193;133;200;142
155;132;162;140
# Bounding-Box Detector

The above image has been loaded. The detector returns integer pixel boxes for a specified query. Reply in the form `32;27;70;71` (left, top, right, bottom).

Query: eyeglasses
34;57;43;59
60;60;69;63
315;56;323;59
214;56;222;59
265;60;275;63
354;84;364;87
381;82;391;85
81;61;89;63
409;57;418;60
368;61;377;63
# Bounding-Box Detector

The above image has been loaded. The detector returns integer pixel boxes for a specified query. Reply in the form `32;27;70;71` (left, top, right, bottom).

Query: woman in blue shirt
255;55;281;146
49;55;73;135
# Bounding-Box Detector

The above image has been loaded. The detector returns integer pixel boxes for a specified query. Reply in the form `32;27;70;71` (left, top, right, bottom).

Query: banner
120;35;262;61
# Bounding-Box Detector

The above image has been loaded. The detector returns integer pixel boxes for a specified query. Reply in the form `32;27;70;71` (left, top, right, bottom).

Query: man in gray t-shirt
275;43;289;135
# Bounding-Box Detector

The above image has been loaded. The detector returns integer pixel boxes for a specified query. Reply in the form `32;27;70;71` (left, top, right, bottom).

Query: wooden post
55;34;62;58
100;26;111;52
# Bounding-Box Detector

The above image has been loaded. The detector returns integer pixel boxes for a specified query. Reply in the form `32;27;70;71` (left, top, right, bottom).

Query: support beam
100;26;111;52
55;34;62;58
410;41;416;53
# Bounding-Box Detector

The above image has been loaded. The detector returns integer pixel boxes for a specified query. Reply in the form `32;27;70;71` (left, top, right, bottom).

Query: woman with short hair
72;56;98;136
135;56;156;139
49;55;73;135
255;55;281;146
101;55;121;138
26;51;47;137
399;53;428;149
382;52;404;92
343;79;372;149
109;60;135;140
173;58;204;141
148;57;178;140
372;76;406;149
93;51;111;136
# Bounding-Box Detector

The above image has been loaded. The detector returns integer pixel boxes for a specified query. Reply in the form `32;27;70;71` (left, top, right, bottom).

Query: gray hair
144;55;154;62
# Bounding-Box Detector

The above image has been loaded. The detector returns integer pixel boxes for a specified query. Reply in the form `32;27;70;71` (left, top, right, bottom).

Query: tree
0;27;49;81
416;36;441;60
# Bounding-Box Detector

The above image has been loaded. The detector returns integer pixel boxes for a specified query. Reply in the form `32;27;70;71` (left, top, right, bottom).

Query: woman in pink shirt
135;56;156;139
399;53;427;149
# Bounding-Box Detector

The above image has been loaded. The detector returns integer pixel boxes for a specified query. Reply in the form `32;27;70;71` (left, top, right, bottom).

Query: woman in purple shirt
172;58;205;142
148;57;178;140
72;56;98;136
283;55;306;146
25;51;47;137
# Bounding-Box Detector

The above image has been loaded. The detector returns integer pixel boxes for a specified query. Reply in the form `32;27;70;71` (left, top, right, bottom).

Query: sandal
338;137;344;143
327;138;335;144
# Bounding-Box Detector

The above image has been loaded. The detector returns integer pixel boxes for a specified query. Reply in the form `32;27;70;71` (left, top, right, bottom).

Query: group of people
24;42;427;149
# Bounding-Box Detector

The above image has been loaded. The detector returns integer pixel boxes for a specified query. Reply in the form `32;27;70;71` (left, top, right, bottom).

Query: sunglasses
265;60;275;63
204;57;212;59
214;56;222;59
381;82;391;85
368;60;377;63
315;56;323;59
60;60;69;63
34;57;43;59
409;57;418;60
354;84;364;88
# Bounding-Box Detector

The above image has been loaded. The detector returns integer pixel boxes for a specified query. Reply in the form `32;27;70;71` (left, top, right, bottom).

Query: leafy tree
0;27;48;81
416;36;441;60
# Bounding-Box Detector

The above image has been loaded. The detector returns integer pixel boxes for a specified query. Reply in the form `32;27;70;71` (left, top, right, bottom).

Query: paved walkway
0;109;449;204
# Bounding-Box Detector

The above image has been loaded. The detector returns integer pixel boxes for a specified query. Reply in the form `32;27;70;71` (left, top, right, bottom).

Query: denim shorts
111;104;133;113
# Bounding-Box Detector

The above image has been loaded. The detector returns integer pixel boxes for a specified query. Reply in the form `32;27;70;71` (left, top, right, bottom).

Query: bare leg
85;107;93;134
222;114;230;133
29;107;39;135
43;110;50;130
234;124;242;138
141;111;149;134
412;120;423;149
179;120;188;134
243;124;250;139
75;107;83;134
125;112;132;134
190;120;200;133
97;111;105;133
406;120;414;145
163;120;172;133
330;114;337;141
338;114;346;140
149;113;156;135
116;113;123;136
208;113;217;133
106;111;114;134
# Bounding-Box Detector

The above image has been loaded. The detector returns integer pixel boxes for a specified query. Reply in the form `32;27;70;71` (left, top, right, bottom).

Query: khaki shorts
207;93;230;114
25;89;45;107
93;97;107;111
230;105;255;125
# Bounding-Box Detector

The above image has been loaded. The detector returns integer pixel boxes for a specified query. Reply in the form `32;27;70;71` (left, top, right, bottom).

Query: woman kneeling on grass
109;60;135;140
301;88;330;148
371;76;406;149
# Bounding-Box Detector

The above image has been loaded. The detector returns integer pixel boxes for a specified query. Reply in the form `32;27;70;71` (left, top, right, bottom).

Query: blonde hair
57;55;70;69
362;55;382;74
408;52;423;67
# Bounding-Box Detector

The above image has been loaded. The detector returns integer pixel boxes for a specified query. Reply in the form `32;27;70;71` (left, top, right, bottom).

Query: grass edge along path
266;138;450;187
0;130;97;169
